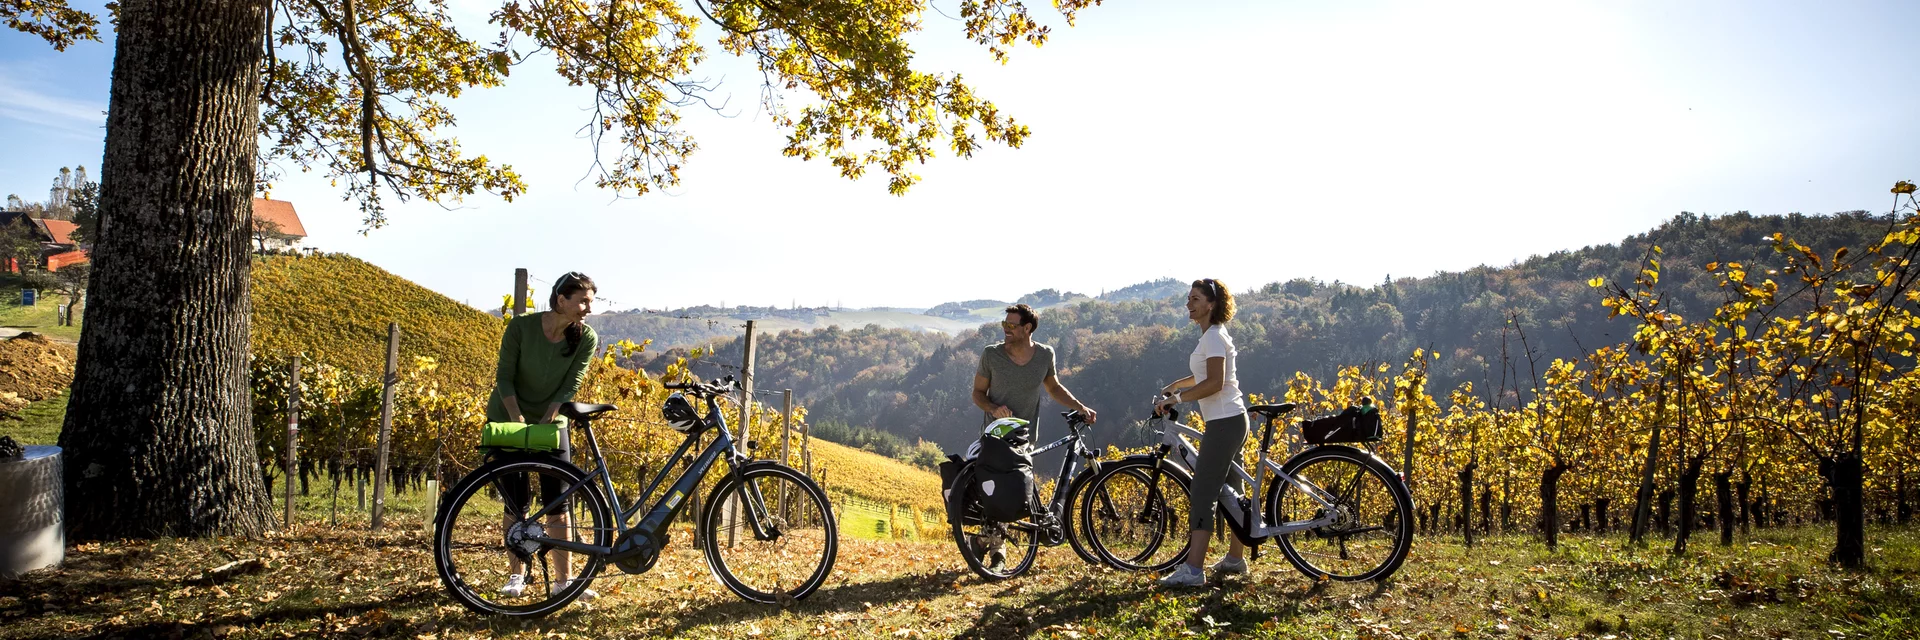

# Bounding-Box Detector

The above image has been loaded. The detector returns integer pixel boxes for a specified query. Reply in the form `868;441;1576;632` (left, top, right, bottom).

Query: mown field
3;493;1916;640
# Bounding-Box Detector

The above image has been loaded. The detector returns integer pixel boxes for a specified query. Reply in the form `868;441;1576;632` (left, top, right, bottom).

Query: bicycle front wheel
1079;458;1192;572
433;454;613;618
701;462;839;603
1265;446;1413;582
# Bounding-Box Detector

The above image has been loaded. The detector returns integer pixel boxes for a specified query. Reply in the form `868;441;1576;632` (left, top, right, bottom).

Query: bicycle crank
610;530;665;575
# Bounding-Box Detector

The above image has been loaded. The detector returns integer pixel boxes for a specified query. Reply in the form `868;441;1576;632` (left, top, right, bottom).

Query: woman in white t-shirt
1153;278;1250;587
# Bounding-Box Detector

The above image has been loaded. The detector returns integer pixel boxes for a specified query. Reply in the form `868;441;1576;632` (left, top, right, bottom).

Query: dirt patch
0;333;75;415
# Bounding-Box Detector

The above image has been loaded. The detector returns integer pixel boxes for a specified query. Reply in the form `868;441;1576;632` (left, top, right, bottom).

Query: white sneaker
1210;555;1248;577
1156;564;1206;587
499;574;527;597
553;579;599;601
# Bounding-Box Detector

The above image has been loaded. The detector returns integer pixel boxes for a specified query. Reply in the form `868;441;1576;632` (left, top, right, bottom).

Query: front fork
722;452;781;542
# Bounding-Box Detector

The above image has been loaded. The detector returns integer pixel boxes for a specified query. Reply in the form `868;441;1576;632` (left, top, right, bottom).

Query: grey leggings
1189;412;1249;531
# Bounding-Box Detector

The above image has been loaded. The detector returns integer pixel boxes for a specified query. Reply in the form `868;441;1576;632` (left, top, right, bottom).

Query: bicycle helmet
661;393;702;432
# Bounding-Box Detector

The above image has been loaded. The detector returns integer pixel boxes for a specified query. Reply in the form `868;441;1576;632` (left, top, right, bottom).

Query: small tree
51;264;89;326
0;217;42;273
251;218;294;253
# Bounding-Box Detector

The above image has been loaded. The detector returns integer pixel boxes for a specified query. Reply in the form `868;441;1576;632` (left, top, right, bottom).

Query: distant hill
251;253;502;386
628;211;1899;455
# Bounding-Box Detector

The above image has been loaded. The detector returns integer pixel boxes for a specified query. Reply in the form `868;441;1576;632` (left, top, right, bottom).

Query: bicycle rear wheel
701;462;838;603
1079;458;1192;572
948;466;1040;580
433;455;612;617
1265;446;1413;582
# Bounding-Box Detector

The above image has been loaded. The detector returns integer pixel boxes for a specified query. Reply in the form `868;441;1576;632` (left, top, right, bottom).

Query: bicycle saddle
1248;403;1297;417
559;402;619;421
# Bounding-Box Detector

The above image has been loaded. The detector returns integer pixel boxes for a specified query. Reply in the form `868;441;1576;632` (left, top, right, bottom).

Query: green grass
0;291;81;342
4;487;1917;640
0;390;67;445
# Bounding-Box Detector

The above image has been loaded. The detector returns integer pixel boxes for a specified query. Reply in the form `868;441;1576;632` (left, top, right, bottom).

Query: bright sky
1;1;1914;311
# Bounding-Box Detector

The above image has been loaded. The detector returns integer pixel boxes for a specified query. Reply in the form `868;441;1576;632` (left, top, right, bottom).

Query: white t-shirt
1188;325;1246;421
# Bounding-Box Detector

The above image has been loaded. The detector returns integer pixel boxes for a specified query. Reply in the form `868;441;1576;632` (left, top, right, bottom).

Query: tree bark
1657;489;1675;535
57;0;274;539
1595;497;1611;533
1715;470;1734;546
1480;486;1493;535
1671;455;1705;556
1629;425;1662;545
1459;462;1476;547
1736;474;1752;535
1539;462;1569;551
1578;503;1591;532
1829;453;1866;567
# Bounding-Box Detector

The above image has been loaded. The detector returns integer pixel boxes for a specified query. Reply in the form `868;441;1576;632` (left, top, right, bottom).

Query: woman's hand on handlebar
1153;392;1178;417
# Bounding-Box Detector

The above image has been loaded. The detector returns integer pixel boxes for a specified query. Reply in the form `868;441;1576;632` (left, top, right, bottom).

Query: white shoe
1210;555;1248;577
553;579;599;601
499;574;527;597
1156;564;1206;587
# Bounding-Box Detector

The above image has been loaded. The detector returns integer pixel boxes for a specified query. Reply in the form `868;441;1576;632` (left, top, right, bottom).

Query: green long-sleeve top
487;312;599;422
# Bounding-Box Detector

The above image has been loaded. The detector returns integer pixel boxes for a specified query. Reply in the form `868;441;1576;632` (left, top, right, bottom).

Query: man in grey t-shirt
972;304;1097;429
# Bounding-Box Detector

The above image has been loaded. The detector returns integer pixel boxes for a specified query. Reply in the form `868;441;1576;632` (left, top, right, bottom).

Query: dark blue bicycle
433;376;837;617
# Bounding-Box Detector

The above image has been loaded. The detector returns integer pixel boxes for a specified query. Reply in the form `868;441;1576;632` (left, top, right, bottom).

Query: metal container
0;445;64;578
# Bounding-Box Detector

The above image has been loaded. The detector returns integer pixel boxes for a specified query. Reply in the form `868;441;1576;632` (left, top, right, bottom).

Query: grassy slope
2;513;1914;639
251;254;502;386
0;390;66;445
0;292;81;343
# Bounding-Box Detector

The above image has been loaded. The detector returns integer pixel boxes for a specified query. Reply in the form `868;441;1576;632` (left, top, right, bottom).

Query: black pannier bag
940;454;985;526
971;428;1038;523
1303;403;1384;445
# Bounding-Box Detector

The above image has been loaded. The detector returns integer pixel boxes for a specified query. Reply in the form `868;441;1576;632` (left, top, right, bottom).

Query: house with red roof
3;198;307;273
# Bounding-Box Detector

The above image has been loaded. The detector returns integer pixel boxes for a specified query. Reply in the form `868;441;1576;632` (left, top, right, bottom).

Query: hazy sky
2;0;1914;311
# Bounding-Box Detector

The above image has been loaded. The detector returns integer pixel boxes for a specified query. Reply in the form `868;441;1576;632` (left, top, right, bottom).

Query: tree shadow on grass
6;587;439;640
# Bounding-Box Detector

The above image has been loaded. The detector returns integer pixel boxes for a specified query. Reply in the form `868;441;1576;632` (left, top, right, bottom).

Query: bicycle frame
511;392;772;559
1154;414;1342;540
1001;420;1097;531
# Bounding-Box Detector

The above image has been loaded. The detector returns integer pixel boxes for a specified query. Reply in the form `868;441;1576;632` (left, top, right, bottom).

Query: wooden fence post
285;355;301;527
513;268;528;316
371;322;399;530
779;389;793;519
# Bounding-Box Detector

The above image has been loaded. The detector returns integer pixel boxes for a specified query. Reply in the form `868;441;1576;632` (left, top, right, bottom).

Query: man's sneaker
1156;563;1206;587
553;579;600;601
1210;555;1249;577
499;574;527;597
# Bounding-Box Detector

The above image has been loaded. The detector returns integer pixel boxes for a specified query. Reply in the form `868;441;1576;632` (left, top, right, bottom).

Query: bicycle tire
1264;445;1414;582
948;465;1041;580
1079;457;1192;573
433;455;613;617
700;462;839;603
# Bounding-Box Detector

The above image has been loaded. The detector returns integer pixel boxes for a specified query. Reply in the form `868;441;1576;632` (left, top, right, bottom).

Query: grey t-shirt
976;342;1057;427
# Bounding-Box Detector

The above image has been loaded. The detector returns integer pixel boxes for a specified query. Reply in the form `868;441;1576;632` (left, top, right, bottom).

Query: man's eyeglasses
1001;321;1025;330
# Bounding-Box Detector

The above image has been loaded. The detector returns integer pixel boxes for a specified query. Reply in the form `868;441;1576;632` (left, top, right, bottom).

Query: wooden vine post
370;322;399;530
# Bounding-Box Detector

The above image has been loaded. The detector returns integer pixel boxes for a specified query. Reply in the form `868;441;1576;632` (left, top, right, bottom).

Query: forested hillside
650;211;1898;454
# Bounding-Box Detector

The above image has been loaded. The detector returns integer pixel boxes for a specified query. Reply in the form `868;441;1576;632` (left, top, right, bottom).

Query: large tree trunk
1539;462;1569;551
1671;455;1705;556
1829;453;1866;567
57;0;273;539
1629;425;1662;545
1715;470;1734;546
1595;497;1612;533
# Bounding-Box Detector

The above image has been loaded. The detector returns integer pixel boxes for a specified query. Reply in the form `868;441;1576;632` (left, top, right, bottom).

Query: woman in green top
494;272;600;600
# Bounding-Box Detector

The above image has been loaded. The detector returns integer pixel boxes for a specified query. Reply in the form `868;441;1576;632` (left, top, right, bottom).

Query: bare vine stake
729;320;757;548
371;322;399;531
286;355;302;527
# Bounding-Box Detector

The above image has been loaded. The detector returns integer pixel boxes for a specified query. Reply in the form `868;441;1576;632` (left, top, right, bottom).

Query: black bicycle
945;410;1149;579
433;376;838;617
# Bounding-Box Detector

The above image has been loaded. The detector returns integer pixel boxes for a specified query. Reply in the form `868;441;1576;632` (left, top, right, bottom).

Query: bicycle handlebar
664;374;739;396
